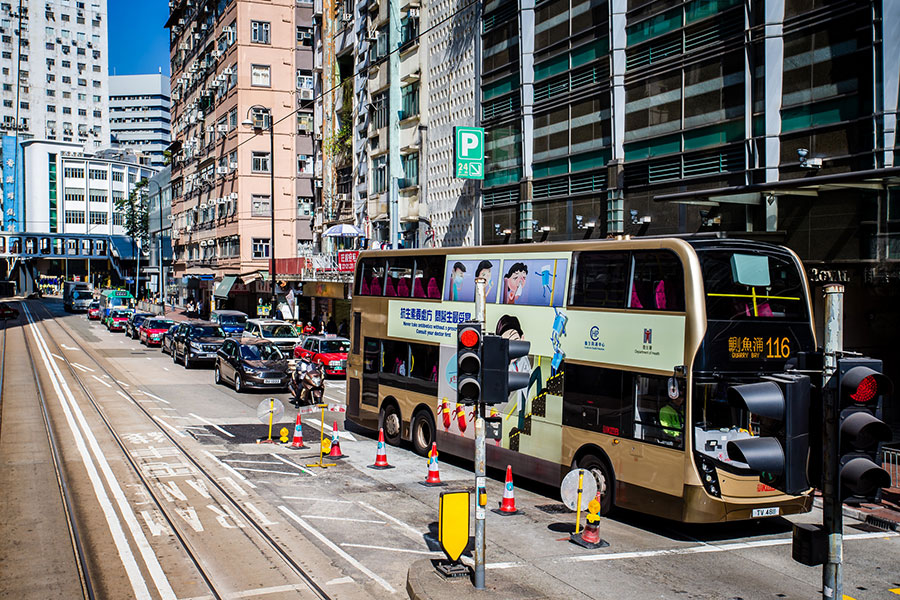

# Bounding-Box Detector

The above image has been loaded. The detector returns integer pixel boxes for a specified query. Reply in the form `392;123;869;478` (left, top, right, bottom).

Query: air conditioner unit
216;74;226;82
193;33;201;40
210;79;220;88
167;215;175;221
366;30;377;42
216;166;229;174
200;23;208;31
300;89;314;101
229;192;238;200
223;67;233;76
229;162;237;169
217;124;227;133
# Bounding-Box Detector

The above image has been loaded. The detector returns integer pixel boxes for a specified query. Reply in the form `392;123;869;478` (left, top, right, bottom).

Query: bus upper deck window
412;256;445;300
628;251;685;312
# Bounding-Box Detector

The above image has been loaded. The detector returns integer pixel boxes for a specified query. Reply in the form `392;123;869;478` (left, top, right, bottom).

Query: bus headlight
695;454;722;498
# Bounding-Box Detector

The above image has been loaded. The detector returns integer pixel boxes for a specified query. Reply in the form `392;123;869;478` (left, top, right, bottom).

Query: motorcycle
289;359;325;407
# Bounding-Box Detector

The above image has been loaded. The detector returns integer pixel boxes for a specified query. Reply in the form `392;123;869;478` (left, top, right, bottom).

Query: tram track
23;300;334;600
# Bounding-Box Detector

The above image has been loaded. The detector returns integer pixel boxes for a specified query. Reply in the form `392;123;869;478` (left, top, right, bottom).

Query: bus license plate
264;378;281;384
752;507;780;518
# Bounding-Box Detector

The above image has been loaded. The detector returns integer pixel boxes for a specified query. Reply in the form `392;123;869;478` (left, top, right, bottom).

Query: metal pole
822;283;844;600
473;276;486;589
269;109;277;311
150;179;165;315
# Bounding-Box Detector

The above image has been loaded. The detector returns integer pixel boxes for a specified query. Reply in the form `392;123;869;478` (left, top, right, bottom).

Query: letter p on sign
454;126;484;180
460;132;480;157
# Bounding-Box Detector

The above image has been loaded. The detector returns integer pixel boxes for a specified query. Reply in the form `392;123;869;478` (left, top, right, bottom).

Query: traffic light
836;357;893;499
456;322;483;405
725;373;811;495
481;334;531;405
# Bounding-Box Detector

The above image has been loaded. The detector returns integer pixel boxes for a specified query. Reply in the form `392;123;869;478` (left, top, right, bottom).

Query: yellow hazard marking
888;588;900;595
439;490;469;562
843;596;857;600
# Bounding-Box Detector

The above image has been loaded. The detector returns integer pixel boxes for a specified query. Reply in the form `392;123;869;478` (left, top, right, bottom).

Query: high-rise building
109;73;172;168
0;0;110;148
166;0;316;314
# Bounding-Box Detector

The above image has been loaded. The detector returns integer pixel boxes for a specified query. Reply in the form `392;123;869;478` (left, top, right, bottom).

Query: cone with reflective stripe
493;465;522;515
327;421;345;459
289;412;307;449
420;442;445;487
367;428;394;469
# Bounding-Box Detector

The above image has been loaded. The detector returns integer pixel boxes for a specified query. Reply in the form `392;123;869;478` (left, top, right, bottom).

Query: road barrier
885;447;900;488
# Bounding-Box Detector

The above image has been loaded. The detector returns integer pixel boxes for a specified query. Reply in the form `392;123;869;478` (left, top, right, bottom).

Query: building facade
0;0;110;148
146;166;173;300
166;0;316;314
109;73;172;168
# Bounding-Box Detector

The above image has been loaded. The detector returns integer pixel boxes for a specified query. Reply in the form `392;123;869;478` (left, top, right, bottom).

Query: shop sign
303;281;346;299
337;251;359;272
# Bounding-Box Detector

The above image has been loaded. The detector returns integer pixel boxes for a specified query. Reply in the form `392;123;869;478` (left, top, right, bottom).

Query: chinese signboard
1;135;23;233
337;250;359;272
453;126;484;180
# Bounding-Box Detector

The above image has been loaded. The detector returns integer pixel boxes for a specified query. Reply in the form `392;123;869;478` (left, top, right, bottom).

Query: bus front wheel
381;403;402;446
578;454;614;516
411;409;435;457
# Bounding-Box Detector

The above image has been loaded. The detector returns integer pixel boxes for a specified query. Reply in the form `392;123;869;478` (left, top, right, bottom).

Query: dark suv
126;312;154;339
171;321;227;368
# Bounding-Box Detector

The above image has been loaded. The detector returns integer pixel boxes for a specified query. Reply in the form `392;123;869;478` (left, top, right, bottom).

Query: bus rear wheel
578;454;614;516
381;403;402;446
411;409;435;457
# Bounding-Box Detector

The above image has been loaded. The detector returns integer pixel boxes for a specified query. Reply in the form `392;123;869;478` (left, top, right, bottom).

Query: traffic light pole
822;283;844;600
473;276;486;590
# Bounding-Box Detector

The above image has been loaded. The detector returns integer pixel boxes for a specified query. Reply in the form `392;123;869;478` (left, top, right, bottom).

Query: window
251;152;270;173
251;238;270;259
297;197;313;217
400;152;418;188
229;108;237;130
633;374;684;449
564;364;630;437
89;168;107;180
297;154;312;174
296;69;313;90
62;75;71;84
64;210;85;224
250;64;270;87
111;171;123;182
251;194;271;216
1;99;9;107
63;189;85;202
89;211;107;225
77;108;86;116
112;212;124;226
63;166;84;178
250;20;270;44
88;190;106;203
401;83;419;119
296;26;312;46
371;155;387;194
372;91;388;129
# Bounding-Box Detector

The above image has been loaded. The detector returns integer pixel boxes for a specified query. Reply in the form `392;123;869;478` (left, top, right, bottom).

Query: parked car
0;302;19;320
242;319;304;355
210;309;248;337
87;301;101;320
215;338;291;392
160;323;181;355
126;312;155;339
107;308;133;332
171;321;227;368
293;335;350;377
139;318;176;346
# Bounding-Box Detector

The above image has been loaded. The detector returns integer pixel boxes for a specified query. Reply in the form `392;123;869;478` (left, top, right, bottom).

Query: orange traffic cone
441;398;451;429
368;428;394;469
420;442;445;487
493;465;522;515
290;413;307;449
327;421;345;459
456;403;467;433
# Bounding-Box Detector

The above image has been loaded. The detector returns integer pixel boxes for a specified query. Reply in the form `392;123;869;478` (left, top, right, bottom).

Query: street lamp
146;178;166;315
242;105;277;312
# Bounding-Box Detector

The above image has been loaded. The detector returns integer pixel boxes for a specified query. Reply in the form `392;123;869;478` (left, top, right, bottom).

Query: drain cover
536;503;570;514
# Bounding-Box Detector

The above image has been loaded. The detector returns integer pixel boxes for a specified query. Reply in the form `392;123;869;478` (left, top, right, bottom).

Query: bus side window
633;375;684;449
413;255;445;300
569;252;629;308
409;342;438;382
352;312;361;354
628;251;685;311
562;363;631;437
363;338;380;373
381;339;409;376
358;258;386;296
385;257;414;299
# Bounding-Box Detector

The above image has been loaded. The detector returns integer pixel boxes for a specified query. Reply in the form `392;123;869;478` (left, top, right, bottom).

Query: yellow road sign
439;490;469;562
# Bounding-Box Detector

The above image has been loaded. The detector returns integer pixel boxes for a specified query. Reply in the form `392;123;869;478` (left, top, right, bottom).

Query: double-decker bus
346;237;816;522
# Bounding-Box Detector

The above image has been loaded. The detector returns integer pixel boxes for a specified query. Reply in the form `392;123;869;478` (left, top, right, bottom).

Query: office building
109;73;172;168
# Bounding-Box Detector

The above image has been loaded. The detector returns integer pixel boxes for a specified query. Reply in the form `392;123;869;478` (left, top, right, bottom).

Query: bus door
362;338;380;408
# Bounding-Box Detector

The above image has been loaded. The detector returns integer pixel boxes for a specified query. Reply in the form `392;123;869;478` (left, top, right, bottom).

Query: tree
115;178;150;251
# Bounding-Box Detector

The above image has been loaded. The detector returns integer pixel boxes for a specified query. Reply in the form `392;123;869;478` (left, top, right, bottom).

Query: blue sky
108;2;171;77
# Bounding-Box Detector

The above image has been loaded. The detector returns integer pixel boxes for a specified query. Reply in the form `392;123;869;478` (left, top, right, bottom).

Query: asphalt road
2;297;898;600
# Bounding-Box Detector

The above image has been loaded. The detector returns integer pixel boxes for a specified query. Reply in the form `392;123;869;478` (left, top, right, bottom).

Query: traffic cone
570;499;608;549
441;398;451;429
290;413;307;449
420;442;445;487
493;465;521;515
456;403;467;433
327;421;345;459
367;428;394;469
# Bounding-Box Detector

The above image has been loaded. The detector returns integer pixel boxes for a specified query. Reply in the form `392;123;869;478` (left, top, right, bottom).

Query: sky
108;1;171;77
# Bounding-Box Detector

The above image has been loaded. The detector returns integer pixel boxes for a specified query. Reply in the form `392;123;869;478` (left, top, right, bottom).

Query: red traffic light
850;375;878;404
841;365;892;407
459;327;480;348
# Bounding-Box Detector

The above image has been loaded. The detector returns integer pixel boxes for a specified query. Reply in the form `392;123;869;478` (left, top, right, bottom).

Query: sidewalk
812;488;900;532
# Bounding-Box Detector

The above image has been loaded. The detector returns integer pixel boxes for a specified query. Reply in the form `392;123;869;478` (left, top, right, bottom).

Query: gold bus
345;237;815;522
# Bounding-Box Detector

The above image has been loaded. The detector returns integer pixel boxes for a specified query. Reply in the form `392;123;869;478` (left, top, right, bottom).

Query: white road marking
325;577;355;586
162;366;169;371
270;453;316;477
222;477;249;496
71;362;94;372
51;352;66;361
153;416;187;438
61;343;78;351
300;514;386;524
233;467;300;476
244;502;278;526
305;418;356;441
225;459;281;465
180;584;315;600
141;391;169;404
116;380;130;387
279;506;396;593
357;501;422;538
282;496;353;504
560;530;898;563
188;413;234;438
91;374;112;388
341;543;440;556
201;452;258;490
117;390;131;400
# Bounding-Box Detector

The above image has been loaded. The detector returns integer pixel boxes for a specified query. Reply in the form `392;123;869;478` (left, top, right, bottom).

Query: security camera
797;148;809;160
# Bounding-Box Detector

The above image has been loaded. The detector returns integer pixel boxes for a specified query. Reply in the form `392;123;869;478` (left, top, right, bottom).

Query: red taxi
107;308;132;332
87;301;101;320
293;335;350;376
140;318;176;346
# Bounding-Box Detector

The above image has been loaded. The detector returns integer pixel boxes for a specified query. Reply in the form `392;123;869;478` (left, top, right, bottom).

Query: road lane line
279;506;396;593
116;380;130;387
233;467;300;476
71;362;94;372
180;584;313;600
188;413;235;438
91;374;112;388
270;453;316;477
357;502;422;538
341;543;440;556
25;306;176;600
282;496;352;504
117;390;130;400
141;391;169;404
300;514;386;524
203;451;258;488
153;415;187;438
225;460;282;464
51;352;66;361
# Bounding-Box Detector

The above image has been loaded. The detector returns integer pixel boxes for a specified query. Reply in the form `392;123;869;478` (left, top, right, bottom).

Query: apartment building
166;0;316;313
109;73;172;168
0;0;110;148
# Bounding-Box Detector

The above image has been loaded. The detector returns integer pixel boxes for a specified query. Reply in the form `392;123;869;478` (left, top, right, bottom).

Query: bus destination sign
726;335;791;361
